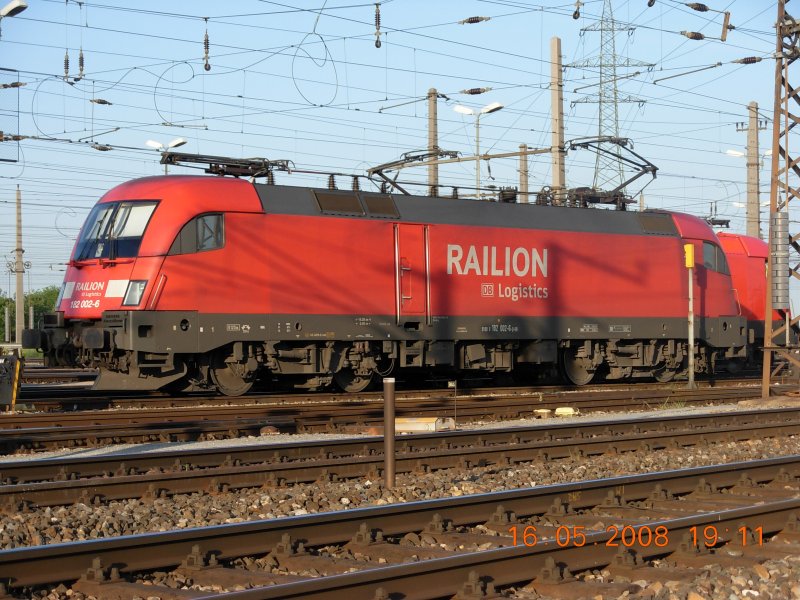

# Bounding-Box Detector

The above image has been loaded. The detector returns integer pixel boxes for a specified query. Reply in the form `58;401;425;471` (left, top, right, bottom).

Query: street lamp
0;0;26;39
454;102;504;196
145;137;187;174
725;148;771;159
0;0;26;17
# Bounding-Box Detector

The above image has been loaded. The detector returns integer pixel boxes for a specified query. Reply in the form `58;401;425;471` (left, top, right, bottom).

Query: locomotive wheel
210;352;254;397
560;347;595;386
333;368;375;393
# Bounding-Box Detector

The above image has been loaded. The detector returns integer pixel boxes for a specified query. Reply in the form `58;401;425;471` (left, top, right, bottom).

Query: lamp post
0;0;27;38
145;138;187;174
454;102;504;196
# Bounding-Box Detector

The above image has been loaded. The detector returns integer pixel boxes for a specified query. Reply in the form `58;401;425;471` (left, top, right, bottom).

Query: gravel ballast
2;434;799;548
6;399;800;600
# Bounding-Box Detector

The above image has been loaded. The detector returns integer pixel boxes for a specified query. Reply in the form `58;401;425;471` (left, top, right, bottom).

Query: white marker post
448;379;458;427
684;244;696;389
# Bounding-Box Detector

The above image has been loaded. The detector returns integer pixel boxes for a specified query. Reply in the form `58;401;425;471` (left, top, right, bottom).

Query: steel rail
0;455;798;589
16;376;763;412
5;418;800;506
0;386;764;453
2;384;762;431
202;499;800;600
2;406;792;482
1;408;798;508
0;418;284;454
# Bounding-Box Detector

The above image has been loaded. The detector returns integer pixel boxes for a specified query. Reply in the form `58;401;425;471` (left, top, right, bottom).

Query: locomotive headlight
122;280;147;306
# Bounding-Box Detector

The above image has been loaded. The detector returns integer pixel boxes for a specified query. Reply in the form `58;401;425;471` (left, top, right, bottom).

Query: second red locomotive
25;156;762;395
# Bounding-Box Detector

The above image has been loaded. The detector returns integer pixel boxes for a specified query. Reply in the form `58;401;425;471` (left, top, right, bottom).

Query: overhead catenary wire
0;0;780;289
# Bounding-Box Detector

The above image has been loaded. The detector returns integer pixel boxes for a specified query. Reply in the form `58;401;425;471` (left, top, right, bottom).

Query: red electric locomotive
25;155;757;395
716;232;775;345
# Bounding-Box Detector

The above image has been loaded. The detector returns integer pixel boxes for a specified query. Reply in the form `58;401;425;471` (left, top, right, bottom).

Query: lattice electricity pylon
762;0;800;395
570;0;653;192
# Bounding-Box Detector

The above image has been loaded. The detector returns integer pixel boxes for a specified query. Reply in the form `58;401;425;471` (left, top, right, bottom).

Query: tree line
0;286;60;343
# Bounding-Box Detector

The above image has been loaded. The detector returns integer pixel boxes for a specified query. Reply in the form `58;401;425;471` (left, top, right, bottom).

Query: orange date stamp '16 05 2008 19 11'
508;524;765;549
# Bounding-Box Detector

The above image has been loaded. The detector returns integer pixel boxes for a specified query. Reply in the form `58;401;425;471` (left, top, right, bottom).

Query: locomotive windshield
75;201;158;260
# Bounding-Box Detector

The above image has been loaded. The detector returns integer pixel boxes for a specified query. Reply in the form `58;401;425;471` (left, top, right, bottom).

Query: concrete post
14;186;23;345
746;101;761;239
550;37;566;204
519;143;529;203
475;114;481;196
427;88;438;195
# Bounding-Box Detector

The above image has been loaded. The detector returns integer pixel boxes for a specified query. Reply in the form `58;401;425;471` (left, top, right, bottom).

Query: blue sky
0;0;781;296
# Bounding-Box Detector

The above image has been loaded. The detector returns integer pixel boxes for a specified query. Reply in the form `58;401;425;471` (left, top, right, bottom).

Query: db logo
481;283;494;297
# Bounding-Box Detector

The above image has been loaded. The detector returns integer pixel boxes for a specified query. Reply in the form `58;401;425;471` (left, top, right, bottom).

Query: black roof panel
253;184;676;237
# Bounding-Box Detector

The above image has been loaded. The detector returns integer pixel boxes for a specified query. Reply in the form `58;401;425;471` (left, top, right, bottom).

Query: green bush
0;285;60;342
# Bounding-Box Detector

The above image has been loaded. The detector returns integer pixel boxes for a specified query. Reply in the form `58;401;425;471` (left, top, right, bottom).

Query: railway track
1;407;798;508
2;455;799;599
0;383;769;453
0;417;280;455
17;374;764;411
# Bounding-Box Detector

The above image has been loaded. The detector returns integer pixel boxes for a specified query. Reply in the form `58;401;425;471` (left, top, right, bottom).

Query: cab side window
701;241;730;275
715;246;730;275
169;213;224;255
702;241;717;270
196;214;224;251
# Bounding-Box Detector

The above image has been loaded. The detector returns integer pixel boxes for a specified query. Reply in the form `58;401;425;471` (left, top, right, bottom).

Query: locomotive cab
25;175;266;392
716;231;796;352
25;199;160;365
62;200;158;310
